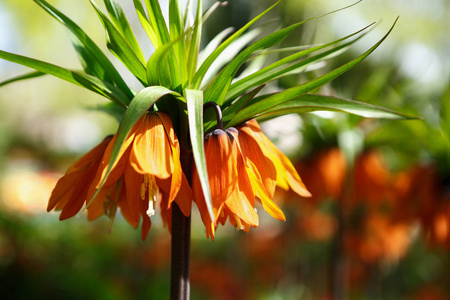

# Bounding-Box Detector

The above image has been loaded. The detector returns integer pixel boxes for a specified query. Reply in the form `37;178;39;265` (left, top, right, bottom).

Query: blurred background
1;0;449;299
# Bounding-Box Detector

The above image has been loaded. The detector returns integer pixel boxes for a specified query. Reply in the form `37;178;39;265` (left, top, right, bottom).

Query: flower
47;112;191;240
193;119;310;238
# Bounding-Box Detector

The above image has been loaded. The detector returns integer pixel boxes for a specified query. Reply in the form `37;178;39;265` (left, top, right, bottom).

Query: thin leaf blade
185;89;214;222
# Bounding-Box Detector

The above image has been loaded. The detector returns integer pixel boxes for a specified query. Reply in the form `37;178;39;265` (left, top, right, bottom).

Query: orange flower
47;112;191;240
193;119;310;238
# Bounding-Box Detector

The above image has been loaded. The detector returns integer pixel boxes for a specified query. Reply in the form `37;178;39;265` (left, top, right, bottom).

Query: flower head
193;117;310;239
48;112;191;240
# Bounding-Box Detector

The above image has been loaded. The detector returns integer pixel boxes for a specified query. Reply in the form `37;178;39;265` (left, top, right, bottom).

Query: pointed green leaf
133;0;159;47
185;89;214;222
146;41;174;87
203;23;302;105
90;0;148;85
169;0;188;85
200;27;262;90
0;49;129;107
191;0;282;89
224;23;374;104
0;71;45;87
144;0;171;47
186;0;202;83
33;0;134;100
87;86;181;207
226;18;399;127
104;0;146;63
258;94;419;120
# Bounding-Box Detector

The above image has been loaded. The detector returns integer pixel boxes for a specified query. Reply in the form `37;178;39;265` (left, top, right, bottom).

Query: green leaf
87;86;181;207
200;27;262;90
169;0;188;85
33;0;133;100
144;0;171;47
191;0;282;89
133;0;159;47
224;23;374;104
257;94;419;120
203;22;303;105
185;89;214;222
0;71;45;87
90;0;148;85
0;49;129;107
186;0;202;83
104;0;146;63
146;41;174;87
226;18;400;127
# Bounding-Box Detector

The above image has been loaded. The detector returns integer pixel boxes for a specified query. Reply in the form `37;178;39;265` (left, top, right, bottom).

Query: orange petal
192;168;215;239
224;152;259;227
124;162;144;224
238;121;277;198
118;182;139;228
48;136;112;212
130;112;174;178
204;129;238;219
47;171;82;212
245;159;286;221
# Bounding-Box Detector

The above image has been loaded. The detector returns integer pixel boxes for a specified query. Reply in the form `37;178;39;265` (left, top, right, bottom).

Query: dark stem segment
203;101;223;130
170;151;193;300
170;203;191;300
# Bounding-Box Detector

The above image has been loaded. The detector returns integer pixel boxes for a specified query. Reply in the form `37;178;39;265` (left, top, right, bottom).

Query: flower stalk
171;150;194;300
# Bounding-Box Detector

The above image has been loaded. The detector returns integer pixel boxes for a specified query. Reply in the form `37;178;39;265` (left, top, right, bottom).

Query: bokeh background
1;0;449;299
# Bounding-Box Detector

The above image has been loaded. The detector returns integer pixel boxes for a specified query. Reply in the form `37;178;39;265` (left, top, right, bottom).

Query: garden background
0;0;449;299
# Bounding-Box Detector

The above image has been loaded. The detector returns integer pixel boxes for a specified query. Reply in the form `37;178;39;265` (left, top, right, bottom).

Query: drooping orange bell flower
47;111;191;240
193;118;310;239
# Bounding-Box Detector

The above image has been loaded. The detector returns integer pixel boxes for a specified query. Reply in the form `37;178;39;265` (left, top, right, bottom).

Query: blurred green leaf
0;71;45;87
33;0;134;100
0;49;129;107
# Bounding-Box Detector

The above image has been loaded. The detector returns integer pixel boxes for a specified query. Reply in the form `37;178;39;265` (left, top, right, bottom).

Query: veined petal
238;120;277;198
245;159;286;221
268;141;311;197
130;112;174;178
192;169;215;239
118;182;139;228
48;136;112;212
204;129;238;219
86;184;116;221
124;162;144;224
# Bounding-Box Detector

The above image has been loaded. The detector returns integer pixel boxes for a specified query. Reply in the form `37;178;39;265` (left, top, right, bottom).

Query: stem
203;101;223;130
170;151;193;300
170;203;191;300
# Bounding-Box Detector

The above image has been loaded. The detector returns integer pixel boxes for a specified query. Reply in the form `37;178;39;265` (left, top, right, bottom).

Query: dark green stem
170;151;193;300
203;101;223;130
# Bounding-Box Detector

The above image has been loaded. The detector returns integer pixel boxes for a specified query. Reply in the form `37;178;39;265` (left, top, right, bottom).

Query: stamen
147;200;155;216
234;216;245;231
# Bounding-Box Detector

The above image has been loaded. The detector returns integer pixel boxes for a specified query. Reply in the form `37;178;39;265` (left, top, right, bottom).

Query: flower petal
238;120;277;198
130;112;174;178
205;130;238;219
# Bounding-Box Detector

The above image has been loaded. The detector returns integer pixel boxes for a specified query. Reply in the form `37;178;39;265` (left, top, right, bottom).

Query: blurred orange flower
47;112;191;240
